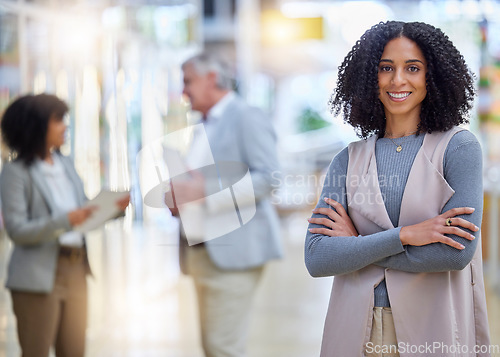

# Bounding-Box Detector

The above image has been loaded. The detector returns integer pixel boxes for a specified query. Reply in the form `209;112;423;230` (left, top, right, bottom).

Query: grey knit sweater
304;130;483;307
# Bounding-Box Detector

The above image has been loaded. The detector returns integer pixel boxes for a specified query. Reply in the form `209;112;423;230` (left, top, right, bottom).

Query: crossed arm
305;136;482;277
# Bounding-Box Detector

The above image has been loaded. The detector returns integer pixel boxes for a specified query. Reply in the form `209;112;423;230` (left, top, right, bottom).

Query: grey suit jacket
0;153;88;293
180;95;283;271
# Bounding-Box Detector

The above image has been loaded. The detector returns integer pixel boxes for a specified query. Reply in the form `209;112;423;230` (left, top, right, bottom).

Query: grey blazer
0;153;88;293
180;95;283;271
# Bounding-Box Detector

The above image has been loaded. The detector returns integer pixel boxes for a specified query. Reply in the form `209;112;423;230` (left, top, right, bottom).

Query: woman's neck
384;115;420;138
384;127;419;138
43;150;54;164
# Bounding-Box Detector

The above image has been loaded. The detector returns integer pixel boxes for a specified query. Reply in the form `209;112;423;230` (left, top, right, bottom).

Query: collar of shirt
37;153;65;176
205;91;235;123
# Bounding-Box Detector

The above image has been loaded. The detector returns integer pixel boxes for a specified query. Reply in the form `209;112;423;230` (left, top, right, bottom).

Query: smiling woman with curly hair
331;21;475;139
305;21;490;356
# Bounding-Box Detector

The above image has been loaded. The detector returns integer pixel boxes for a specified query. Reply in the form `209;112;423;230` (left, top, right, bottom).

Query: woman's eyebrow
406;59;425;64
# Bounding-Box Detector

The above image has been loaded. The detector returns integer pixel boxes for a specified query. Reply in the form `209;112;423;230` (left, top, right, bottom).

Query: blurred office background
0;0;500;356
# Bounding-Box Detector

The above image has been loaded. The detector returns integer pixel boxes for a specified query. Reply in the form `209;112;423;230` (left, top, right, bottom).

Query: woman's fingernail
307;218;311;222
460;244;465;249
469;207;475;212
308;229;313;232
470;234;475;240
324;197;329;202
474;225;479;231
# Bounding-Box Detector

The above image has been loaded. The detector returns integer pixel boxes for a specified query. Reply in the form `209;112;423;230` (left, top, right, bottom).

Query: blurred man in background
169;53;282;357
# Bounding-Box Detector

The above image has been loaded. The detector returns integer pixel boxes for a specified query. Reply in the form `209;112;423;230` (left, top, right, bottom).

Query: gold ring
446;218;452;226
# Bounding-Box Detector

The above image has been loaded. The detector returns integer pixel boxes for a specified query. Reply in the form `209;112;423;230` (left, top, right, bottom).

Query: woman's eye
379;66;392;72
408;66;420;72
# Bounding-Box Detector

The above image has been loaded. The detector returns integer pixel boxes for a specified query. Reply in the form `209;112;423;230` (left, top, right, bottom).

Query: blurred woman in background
0;93;128;357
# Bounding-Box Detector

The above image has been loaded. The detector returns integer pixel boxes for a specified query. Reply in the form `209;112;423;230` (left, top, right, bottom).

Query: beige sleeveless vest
320;127;490;357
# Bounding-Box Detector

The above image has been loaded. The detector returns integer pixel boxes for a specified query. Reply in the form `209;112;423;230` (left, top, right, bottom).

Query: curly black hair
1;93;68;165
329;21;475;139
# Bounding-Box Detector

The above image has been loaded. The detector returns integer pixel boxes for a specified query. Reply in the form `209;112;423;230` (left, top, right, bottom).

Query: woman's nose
391;68;406;85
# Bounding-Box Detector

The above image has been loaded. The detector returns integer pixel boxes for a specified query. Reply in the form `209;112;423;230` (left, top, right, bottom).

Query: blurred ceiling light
261;9;323;46
58;18;99;56
261;10;298;45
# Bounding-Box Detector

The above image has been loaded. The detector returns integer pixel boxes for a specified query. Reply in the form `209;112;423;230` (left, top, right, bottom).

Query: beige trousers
11;253;87;357
186;246;263;357
365;307;400;357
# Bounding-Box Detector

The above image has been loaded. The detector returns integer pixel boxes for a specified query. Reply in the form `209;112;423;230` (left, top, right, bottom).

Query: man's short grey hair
182;53;234;90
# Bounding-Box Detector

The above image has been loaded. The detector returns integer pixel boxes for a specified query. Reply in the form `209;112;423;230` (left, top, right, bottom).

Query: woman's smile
387;91;412;101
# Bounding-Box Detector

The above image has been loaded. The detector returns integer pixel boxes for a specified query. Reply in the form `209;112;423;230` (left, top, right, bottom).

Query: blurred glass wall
0;0;201;224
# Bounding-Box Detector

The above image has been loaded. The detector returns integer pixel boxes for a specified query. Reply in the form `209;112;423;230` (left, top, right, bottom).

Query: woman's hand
116;194;130;211
400;207;478;250
308;197;359;237
67;206;97;226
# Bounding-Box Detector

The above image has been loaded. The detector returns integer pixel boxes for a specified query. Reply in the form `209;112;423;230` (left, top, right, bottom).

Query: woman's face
46;114;67;150
378;37;427;120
